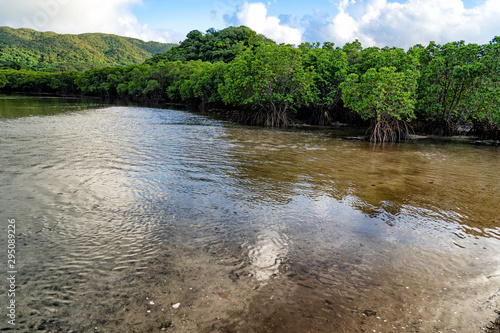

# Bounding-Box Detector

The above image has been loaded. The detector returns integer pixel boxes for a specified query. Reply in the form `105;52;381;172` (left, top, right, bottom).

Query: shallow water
0;95;499;332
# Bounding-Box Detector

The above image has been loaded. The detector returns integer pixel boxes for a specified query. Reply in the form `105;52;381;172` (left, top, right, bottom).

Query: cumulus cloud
324;0;500;48
300;9;332;43
235;1;303;45
0;0;181;42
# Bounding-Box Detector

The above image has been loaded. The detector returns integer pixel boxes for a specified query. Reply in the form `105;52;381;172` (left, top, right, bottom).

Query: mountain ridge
0;26;177;72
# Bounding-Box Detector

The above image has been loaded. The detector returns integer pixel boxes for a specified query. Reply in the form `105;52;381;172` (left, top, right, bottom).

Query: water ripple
1;102;499;332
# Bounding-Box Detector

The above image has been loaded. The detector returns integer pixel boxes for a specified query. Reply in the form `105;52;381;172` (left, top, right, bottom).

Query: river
0;95;499;332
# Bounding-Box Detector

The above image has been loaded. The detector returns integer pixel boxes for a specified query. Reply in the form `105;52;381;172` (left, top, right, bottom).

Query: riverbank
2;90;500;144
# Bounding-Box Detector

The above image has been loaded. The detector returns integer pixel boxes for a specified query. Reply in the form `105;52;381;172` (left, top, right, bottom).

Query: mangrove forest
1;26;499;142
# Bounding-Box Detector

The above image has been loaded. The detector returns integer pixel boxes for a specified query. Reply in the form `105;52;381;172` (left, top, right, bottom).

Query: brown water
0;95;499;332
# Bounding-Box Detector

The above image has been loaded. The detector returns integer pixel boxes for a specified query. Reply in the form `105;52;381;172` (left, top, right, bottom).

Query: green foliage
0;69;79;94
341;66;419;142
413;41;485;133
0;72;7;89
70;59;227;109
163;61;201;101
341;67;419;122
347;44;418;76
219;43;313;127
0;26;176;72
192;62;226;104
175;61;227;109
342;39;363;67
340;45;421;141
300;42;348;124
460;37;500;139
469;37;500;126
146;26;274;64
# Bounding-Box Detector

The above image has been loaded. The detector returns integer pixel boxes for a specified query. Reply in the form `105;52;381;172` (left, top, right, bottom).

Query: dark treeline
1;26;499;142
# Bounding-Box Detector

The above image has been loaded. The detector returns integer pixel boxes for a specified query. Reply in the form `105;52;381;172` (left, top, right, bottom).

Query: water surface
0;95;499;332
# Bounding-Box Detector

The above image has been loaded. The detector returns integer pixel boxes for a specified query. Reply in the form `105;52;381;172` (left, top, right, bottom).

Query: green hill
0;26;177;72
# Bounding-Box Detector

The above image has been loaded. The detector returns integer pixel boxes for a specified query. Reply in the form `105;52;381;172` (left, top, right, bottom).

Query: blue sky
0;0;499;48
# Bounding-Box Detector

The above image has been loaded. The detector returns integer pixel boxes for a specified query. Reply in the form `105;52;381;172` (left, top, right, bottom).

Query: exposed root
417;119;460;136
367;118;413;143
469;119;500;141
308;109;333;126
232;109;290;128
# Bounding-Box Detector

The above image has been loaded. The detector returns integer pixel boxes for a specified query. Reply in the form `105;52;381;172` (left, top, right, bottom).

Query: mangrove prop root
470;119;500;141
309;109;333;126
367;118;412;143
232;109;290;128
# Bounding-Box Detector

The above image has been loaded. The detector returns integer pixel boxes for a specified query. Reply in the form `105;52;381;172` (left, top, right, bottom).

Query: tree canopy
412;41;486;134
219;43;314;127
299;42;348;125
146;26;274;64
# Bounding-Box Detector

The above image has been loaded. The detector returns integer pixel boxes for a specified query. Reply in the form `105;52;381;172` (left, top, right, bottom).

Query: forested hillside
0;27;177;72
1;26;499;142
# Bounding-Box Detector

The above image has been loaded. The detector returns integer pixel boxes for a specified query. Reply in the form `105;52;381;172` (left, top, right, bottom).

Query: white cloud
236;1;303;45
324;0;500;48
0;0;181;42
